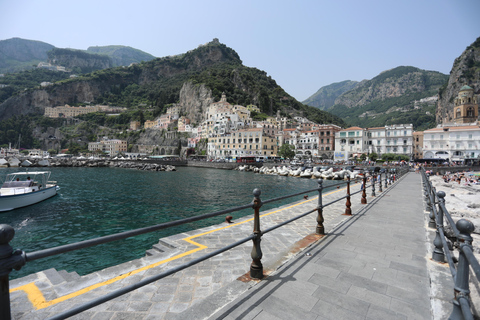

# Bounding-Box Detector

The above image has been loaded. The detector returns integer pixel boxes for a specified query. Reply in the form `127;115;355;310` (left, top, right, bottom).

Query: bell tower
453;85;478;124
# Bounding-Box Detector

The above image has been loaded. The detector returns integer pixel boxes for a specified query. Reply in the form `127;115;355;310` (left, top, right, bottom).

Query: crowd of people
441;171;480;185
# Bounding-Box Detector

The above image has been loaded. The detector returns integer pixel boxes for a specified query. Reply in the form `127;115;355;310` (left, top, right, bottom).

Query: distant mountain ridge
0;38;54;73
87;45;156;67
0;38;156;74
302;80;358;110
304;66;448;130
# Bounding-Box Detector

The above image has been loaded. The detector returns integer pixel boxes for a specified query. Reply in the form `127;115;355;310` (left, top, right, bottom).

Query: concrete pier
9;173;453;319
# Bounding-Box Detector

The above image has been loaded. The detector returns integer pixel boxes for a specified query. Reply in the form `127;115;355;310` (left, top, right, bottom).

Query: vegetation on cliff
0;38;54;73
302;80;358;110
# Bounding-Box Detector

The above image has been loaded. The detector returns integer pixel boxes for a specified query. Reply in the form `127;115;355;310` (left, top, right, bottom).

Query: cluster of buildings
43;86;479;163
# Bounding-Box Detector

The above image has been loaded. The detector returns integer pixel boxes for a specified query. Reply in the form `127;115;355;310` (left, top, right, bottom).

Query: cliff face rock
303;80;359;110
48;48;113;73
334;67;447;108
0;80;106;119
436;37;480;123
178;82;214;125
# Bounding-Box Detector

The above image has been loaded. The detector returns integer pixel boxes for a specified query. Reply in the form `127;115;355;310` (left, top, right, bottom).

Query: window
327;139;329;143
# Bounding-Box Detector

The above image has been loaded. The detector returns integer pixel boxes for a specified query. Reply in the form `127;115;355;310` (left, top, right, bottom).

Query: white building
334;124;414;161
423;124;480;163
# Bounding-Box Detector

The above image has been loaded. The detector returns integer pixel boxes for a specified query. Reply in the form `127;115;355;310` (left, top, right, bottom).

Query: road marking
11;187;345;310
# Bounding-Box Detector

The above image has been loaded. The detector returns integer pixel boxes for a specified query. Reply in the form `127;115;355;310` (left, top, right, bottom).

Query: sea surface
2;166;338;279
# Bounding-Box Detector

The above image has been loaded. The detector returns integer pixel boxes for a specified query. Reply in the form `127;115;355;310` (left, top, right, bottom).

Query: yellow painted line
11;186;346;310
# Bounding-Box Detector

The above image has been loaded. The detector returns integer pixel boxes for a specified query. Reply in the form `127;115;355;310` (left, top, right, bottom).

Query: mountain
0;38;55;73
87;45;156;67
0;38;157;74
302;80;358;110
436;37;480;123
326;66;448;130
0;39;345;128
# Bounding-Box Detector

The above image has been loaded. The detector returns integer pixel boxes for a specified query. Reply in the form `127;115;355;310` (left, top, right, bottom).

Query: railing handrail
421;167;478;320
0;166;409;320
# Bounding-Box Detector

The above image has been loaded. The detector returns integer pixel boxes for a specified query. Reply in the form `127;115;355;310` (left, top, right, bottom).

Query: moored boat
0;171;58;212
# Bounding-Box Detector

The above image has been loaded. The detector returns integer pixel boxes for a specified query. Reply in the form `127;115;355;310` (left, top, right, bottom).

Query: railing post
250;188;263;279
371;173;376;197
425;175;436;229
0;224;25;320
450;219;475;320
361;175;367;204
316;179;325;235
344;175;352;216
432;191;446;263
378;172;383;193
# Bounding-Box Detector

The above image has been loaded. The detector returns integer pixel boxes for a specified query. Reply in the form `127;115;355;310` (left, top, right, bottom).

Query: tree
369;152;378;161
277;144;295;159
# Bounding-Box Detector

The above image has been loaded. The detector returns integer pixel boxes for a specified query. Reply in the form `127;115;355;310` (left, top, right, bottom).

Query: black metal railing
422;168;480;320
0;167;408;320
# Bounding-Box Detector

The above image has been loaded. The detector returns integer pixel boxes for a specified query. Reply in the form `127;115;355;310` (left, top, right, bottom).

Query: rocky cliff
178;82;214;124
303;80;358;110
48;48;113;73
436;37;480;123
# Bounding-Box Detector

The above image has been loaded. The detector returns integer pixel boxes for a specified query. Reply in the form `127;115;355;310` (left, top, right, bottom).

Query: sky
1;0;480;102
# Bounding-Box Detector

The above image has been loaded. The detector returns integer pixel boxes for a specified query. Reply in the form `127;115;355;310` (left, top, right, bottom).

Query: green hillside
87;45;156;66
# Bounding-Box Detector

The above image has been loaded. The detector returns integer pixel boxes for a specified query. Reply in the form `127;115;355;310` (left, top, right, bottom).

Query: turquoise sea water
2;166;338;279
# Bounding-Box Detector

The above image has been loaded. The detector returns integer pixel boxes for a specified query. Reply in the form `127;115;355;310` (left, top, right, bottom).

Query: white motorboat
0;171;58;212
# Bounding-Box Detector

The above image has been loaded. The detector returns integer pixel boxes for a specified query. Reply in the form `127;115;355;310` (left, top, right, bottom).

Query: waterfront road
9;172;453;319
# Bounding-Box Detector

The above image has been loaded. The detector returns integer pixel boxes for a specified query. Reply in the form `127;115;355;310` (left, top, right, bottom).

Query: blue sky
1;0;479;101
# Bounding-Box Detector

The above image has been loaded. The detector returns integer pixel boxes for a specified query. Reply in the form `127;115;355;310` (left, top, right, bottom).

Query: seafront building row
29;86;480;163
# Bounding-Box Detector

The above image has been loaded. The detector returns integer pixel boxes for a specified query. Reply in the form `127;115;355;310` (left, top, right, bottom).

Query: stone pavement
8;172;453;319
172;172;454;320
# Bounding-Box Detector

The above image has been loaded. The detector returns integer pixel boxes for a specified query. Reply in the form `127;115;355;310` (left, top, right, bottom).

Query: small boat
0;171;58;212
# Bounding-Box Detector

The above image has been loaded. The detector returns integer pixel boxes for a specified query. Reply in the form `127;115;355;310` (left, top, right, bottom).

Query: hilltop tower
453;85;478;124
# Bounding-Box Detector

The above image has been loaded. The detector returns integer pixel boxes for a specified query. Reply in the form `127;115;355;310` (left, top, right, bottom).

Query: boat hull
0;186;57;212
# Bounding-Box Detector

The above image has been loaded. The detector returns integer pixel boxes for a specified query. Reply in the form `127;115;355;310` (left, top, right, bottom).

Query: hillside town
1;86;479;166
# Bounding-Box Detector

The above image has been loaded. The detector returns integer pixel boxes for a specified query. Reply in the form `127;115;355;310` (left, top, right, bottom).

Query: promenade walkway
9;172;452;319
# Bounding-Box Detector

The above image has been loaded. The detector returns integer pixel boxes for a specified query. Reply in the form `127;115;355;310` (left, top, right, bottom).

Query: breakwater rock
18;158;176;172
